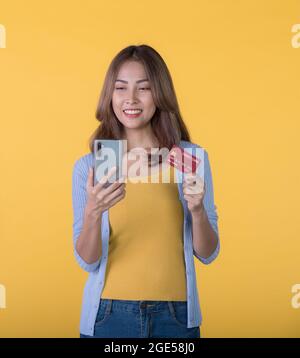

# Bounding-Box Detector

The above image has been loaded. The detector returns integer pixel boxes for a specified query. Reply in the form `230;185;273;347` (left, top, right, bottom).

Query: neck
122;125;159;152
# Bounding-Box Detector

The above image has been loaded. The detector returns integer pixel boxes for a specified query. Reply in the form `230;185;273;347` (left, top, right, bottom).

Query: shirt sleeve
72;157;101;272
193;148;220;265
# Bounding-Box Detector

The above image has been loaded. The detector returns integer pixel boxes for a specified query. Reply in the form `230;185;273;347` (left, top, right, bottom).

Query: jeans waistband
99;299;187;312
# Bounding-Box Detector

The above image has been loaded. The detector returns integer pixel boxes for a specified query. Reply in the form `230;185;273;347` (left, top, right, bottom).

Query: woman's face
112;60;156;130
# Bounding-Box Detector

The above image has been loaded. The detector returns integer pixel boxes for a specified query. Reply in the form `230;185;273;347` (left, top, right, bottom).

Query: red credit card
167;145;201;173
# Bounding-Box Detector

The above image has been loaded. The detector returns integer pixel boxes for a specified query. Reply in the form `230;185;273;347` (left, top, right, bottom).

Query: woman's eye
115;87;150;91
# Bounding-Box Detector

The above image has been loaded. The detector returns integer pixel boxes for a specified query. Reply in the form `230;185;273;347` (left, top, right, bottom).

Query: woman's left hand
183;172;205;215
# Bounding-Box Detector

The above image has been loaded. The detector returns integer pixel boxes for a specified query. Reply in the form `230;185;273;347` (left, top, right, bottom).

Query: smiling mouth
123;109;143;118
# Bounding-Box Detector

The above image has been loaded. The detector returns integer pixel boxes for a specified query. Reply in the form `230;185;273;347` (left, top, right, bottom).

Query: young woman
72;44;220;338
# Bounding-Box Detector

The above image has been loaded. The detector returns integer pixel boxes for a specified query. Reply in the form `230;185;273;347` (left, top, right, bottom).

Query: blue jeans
80;299;201;338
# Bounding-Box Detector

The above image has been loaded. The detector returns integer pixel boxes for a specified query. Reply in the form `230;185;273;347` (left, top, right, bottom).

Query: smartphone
93;139;126;188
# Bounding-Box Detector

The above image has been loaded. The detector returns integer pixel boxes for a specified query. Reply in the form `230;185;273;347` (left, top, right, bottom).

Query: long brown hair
88;44;191;153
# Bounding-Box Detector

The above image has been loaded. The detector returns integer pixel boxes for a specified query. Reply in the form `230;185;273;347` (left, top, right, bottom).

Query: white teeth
123;109;142;114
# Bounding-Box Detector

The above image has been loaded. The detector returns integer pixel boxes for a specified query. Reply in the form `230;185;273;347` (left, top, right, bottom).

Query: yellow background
0;0;300;337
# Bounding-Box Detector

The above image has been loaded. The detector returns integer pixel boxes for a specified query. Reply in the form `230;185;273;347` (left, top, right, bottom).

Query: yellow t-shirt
101;163;187;301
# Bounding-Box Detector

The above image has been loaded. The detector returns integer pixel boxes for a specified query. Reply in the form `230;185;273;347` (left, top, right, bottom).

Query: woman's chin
124;118;149;128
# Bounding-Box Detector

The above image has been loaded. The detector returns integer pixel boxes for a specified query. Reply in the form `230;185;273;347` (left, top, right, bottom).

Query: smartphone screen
93;139;125;188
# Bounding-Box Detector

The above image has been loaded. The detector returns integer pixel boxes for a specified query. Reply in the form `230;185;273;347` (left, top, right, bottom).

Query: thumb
86;167;94;188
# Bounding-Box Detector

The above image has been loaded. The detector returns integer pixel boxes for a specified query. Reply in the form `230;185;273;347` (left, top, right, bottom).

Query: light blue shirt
72;140;220;336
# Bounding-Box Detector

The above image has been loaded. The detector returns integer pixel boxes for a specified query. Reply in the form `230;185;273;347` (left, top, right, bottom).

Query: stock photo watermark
0;24;6;48
0;284;6;309
291;284;300;309
291;23;300;48
94;140;204;190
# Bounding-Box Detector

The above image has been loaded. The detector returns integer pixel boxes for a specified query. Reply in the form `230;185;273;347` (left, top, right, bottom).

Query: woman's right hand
85;166;126;216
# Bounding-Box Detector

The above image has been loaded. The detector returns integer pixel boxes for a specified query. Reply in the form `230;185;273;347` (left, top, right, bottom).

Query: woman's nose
125;89;139;102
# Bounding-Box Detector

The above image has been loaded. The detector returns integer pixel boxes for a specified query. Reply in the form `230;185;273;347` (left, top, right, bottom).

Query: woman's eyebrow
115;79;149;84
